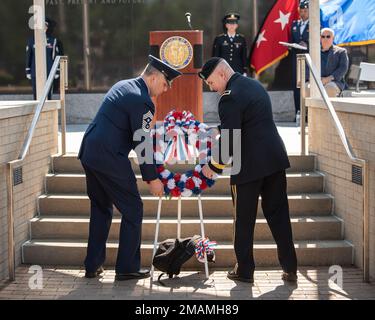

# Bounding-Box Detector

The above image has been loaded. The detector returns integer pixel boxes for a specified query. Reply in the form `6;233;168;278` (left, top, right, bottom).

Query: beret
198;57;223;80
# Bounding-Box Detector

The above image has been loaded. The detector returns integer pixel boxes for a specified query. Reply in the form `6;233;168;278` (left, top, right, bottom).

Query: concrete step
38;193;333;217
22;239;354;268
45;172;324;195
30;216;343;241
51;154;316;174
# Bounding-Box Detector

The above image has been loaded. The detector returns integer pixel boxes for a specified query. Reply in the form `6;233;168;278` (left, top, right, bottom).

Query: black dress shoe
227;269;254;283
282;271;298;282
85;266;104;278
115;268;150;281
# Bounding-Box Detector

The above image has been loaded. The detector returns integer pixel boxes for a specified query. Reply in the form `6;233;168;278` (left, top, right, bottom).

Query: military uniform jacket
208;73;290;185
291;20;309;49
212;34;248;73
78;77;158;182
290;20;309;83
26;35;62;78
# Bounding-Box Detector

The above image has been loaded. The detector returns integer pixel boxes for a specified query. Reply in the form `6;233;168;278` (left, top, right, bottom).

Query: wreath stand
150;194;210;281
149;110;215;284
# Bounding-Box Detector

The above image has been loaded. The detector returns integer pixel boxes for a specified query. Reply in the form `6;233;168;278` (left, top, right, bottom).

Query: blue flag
320;0;375;46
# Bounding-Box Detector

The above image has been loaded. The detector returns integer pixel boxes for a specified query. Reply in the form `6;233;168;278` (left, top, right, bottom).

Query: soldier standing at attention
290;0;310;120
212;13;248;75
25;18;62;100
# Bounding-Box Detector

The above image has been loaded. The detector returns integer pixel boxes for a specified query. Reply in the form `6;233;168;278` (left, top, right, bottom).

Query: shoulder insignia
142;110;153;132
221;90;231;97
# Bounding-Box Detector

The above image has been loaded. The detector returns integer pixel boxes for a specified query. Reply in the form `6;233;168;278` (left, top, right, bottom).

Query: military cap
299;0;309;9
148;55;182;86
45;17;55;27
198;57;223;80
223;13;240;24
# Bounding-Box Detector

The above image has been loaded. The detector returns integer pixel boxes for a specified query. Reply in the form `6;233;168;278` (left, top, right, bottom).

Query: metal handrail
298;53;369;282
6;56;68;281
19;56;67;160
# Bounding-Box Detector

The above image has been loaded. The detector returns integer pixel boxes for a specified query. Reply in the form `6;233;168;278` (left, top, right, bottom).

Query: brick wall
308;100;375;281
0;102;59;281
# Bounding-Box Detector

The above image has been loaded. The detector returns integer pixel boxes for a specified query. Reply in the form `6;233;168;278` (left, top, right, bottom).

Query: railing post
6;162;15;281
297;54;307;155
363;160;370;282
300;56;306;155
60;58;67;155
296;55;301;90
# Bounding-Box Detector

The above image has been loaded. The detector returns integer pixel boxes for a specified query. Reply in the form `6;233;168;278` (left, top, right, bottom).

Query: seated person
307;27;349;97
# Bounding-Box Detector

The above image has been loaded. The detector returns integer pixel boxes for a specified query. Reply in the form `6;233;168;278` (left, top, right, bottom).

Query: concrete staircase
22;154;354;269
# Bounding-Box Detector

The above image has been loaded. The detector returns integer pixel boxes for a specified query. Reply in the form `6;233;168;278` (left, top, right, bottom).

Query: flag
250;0;300;75
320;0;375;46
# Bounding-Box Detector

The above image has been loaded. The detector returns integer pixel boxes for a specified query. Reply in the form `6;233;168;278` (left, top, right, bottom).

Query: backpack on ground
152;235;201;284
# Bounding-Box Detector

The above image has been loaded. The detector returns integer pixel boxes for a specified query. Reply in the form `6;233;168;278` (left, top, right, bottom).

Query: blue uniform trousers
82;163;144;274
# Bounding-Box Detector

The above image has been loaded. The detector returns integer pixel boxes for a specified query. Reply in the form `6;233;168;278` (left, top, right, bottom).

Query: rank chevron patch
142;110;153;132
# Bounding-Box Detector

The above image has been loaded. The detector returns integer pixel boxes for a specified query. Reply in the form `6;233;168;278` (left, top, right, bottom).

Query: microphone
185;12;193;30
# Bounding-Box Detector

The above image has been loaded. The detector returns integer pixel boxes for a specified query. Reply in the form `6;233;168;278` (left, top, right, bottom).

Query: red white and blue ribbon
194;237;217;263
151;110;218;198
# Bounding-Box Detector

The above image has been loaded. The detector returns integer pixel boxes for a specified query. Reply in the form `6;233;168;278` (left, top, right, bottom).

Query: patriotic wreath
151;110;218;198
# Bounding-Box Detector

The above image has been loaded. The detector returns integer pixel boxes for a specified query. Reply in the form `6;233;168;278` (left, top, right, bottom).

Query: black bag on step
152;235;201;284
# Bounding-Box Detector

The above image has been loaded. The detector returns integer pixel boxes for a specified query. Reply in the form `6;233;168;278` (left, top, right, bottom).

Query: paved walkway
1;266;374;300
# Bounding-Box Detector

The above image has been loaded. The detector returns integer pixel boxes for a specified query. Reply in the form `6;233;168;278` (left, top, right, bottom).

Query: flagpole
252;0;259;47
82;0;91;91
309;0;321;98
252;0;259;79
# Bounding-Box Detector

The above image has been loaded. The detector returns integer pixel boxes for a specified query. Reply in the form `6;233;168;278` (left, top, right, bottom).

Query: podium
149;30;203;121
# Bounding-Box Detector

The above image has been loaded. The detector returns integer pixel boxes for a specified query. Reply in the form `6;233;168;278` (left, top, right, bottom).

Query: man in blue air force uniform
78;55;181;280
290;0;310;119
25;18;62;100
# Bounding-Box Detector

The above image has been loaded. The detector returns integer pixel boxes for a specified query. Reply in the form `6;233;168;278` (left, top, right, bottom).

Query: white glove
26;74;31;80
243;73;247;77
54;74;59;79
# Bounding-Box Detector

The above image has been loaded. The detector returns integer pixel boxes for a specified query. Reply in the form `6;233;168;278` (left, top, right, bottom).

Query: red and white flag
250;0;300;75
